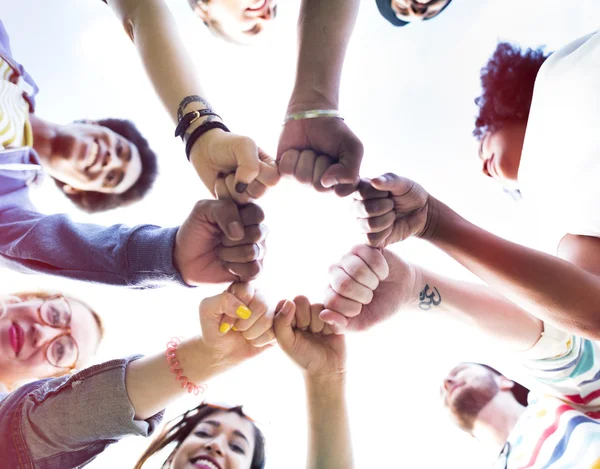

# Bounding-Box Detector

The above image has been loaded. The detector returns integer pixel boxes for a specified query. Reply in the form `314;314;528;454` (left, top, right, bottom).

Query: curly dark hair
52;118;158;213
134;403;266;469
473;42;551;140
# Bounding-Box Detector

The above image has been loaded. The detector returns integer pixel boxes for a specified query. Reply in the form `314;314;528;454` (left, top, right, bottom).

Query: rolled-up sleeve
0;355;164;469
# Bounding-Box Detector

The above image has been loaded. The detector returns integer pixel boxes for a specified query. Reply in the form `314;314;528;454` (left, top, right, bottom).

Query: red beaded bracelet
165;337;207;395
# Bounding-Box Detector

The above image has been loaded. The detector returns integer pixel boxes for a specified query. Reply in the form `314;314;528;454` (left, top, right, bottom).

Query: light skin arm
274;298;353;469
105;0;212;125
323;245;543;352
127;284;275;420
305;374;352;469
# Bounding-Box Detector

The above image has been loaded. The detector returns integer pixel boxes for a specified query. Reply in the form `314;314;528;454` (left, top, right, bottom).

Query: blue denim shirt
0;19;185;288
0;356;164;469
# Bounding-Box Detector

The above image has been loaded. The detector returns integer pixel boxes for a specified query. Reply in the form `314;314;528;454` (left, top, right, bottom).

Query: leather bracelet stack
174;109;222;138
185;121;230;161
175;108;231;161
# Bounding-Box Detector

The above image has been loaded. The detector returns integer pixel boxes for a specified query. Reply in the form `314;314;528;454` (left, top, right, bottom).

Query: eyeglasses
493;442;511;469
36;295;79;370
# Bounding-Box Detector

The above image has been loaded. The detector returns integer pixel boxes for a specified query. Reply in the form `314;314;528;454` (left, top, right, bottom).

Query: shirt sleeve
0;356;164;469
0;202;187;288
520;322;600;408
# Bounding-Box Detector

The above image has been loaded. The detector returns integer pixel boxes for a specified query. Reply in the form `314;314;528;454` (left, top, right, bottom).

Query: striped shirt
504;328;600;468
0;55;32;149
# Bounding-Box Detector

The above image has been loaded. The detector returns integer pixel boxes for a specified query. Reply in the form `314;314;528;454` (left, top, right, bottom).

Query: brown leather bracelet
185;121;230;161
175;109;221;138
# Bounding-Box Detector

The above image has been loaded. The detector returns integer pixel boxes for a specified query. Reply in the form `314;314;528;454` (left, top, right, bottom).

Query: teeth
194;459;218;469
86;142;98;167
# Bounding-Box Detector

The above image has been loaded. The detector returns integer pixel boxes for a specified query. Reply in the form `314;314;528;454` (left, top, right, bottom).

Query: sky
2;0;600;467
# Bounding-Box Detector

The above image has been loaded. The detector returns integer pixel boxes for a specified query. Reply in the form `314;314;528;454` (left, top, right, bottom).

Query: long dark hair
134;403;266;469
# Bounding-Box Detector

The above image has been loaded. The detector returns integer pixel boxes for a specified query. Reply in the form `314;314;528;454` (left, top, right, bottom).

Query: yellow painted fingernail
220;323;232;334
232;326;238;332
236;305;252;320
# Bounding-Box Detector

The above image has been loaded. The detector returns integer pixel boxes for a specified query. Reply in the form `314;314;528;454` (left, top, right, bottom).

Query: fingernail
375;175;388;183
220;323;232;334
232;326;238;332
228;221;244;239
236;305;252;320
277;300;292;315
235;182;248;194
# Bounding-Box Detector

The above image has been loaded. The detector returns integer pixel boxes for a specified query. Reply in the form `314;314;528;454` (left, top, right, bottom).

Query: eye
116;141;123;157
104;170;117;187
230;444;245;454
194;431;211;438
53;341;66;363
48;306;62;326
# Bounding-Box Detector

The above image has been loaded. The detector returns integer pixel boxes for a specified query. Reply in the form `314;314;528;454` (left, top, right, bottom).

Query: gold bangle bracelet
283;109;342;123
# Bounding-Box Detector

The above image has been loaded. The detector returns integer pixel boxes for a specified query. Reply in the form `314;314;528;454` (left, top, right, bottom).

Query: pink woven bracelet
165;337;207;396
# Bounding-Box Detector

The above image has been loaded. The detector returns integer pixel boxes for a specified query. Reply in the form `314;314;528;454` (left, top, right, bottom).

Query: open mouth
83;140;100;172
190;456;223;469
9;322;24;357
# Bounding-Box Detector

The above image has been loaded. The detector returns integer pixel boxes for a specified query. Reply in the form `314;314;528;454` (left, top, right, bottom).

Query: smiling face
478;121;527;187
390;0;451;22
191;0;277;43
440;363;503;432
171;411;256;469
43;122;142;195
0;296;101;386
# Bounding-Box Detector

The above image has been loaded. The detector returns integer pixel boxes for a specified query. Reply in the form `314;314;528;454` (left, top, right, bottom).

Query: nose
31;323;62;349
443;377;456;392
260;6;275;20
205;439;225;457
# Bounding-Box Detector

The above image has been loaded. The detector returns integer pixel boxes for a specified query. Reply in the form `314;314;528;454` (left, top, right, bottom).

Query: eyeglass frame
36;294;80;371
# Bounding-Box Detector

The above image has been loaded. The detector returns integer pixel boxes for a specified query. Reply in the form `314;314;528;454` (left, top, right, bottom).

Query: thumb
370;173;410;194
273;300;296;349
231;136;261;194
200;291;248;335
321;163;360;189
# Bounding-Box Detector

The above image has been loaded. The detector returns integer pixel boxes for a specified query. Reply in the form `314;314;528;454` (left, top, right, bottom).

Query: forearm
408;262;543;351
304;373;353;469
106;0;216;124
0;205;184;287
426;198;600;338
288;0;360;112
126;337;231;420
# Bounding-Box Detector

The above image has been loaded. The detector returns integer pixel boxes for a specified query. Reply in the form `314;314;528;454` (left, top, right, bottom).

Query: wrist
304;370;347;388
287;88;339;115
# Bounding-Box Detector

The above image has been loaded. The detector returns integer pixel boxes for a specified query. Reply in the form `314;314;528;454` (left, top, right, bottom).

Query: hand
353;173;432;248
321;245;418;333
274;296;346;378
277;118;363;196
174;200;267;285
199;282;275;366
189;129;280;204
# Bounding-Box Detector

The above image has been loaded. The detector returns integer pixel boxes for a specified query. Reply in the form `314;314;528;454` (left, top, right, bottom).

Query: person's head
440;363;529;433
0;291;104;387
136;403;266;469
376;0;453;27
188;0;277;44
474;42;550;188
45;118;158;213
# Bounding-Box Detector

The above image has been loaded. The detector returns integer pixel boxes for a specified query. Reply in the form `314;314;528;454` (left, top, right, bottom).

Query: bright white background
1;0;600;467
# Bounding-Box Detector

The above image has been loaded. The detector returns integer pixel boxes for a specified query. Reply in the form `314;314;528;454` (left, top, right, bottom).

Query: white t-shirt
519;31;600;239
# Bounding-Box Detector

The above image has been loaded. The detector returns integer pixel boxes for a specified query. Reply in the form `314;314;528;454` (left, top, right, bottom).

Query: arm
322;244;542;352
0;285;273;466
104;0;279;202
274;298;353;469
277;0;363;195
0;197;266;287
353;173;600;340
288;0;360;113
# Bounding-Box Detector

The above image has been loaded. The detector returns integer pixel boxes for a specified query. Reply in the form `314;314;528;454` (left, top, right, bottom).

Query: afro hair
473;42;551;140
